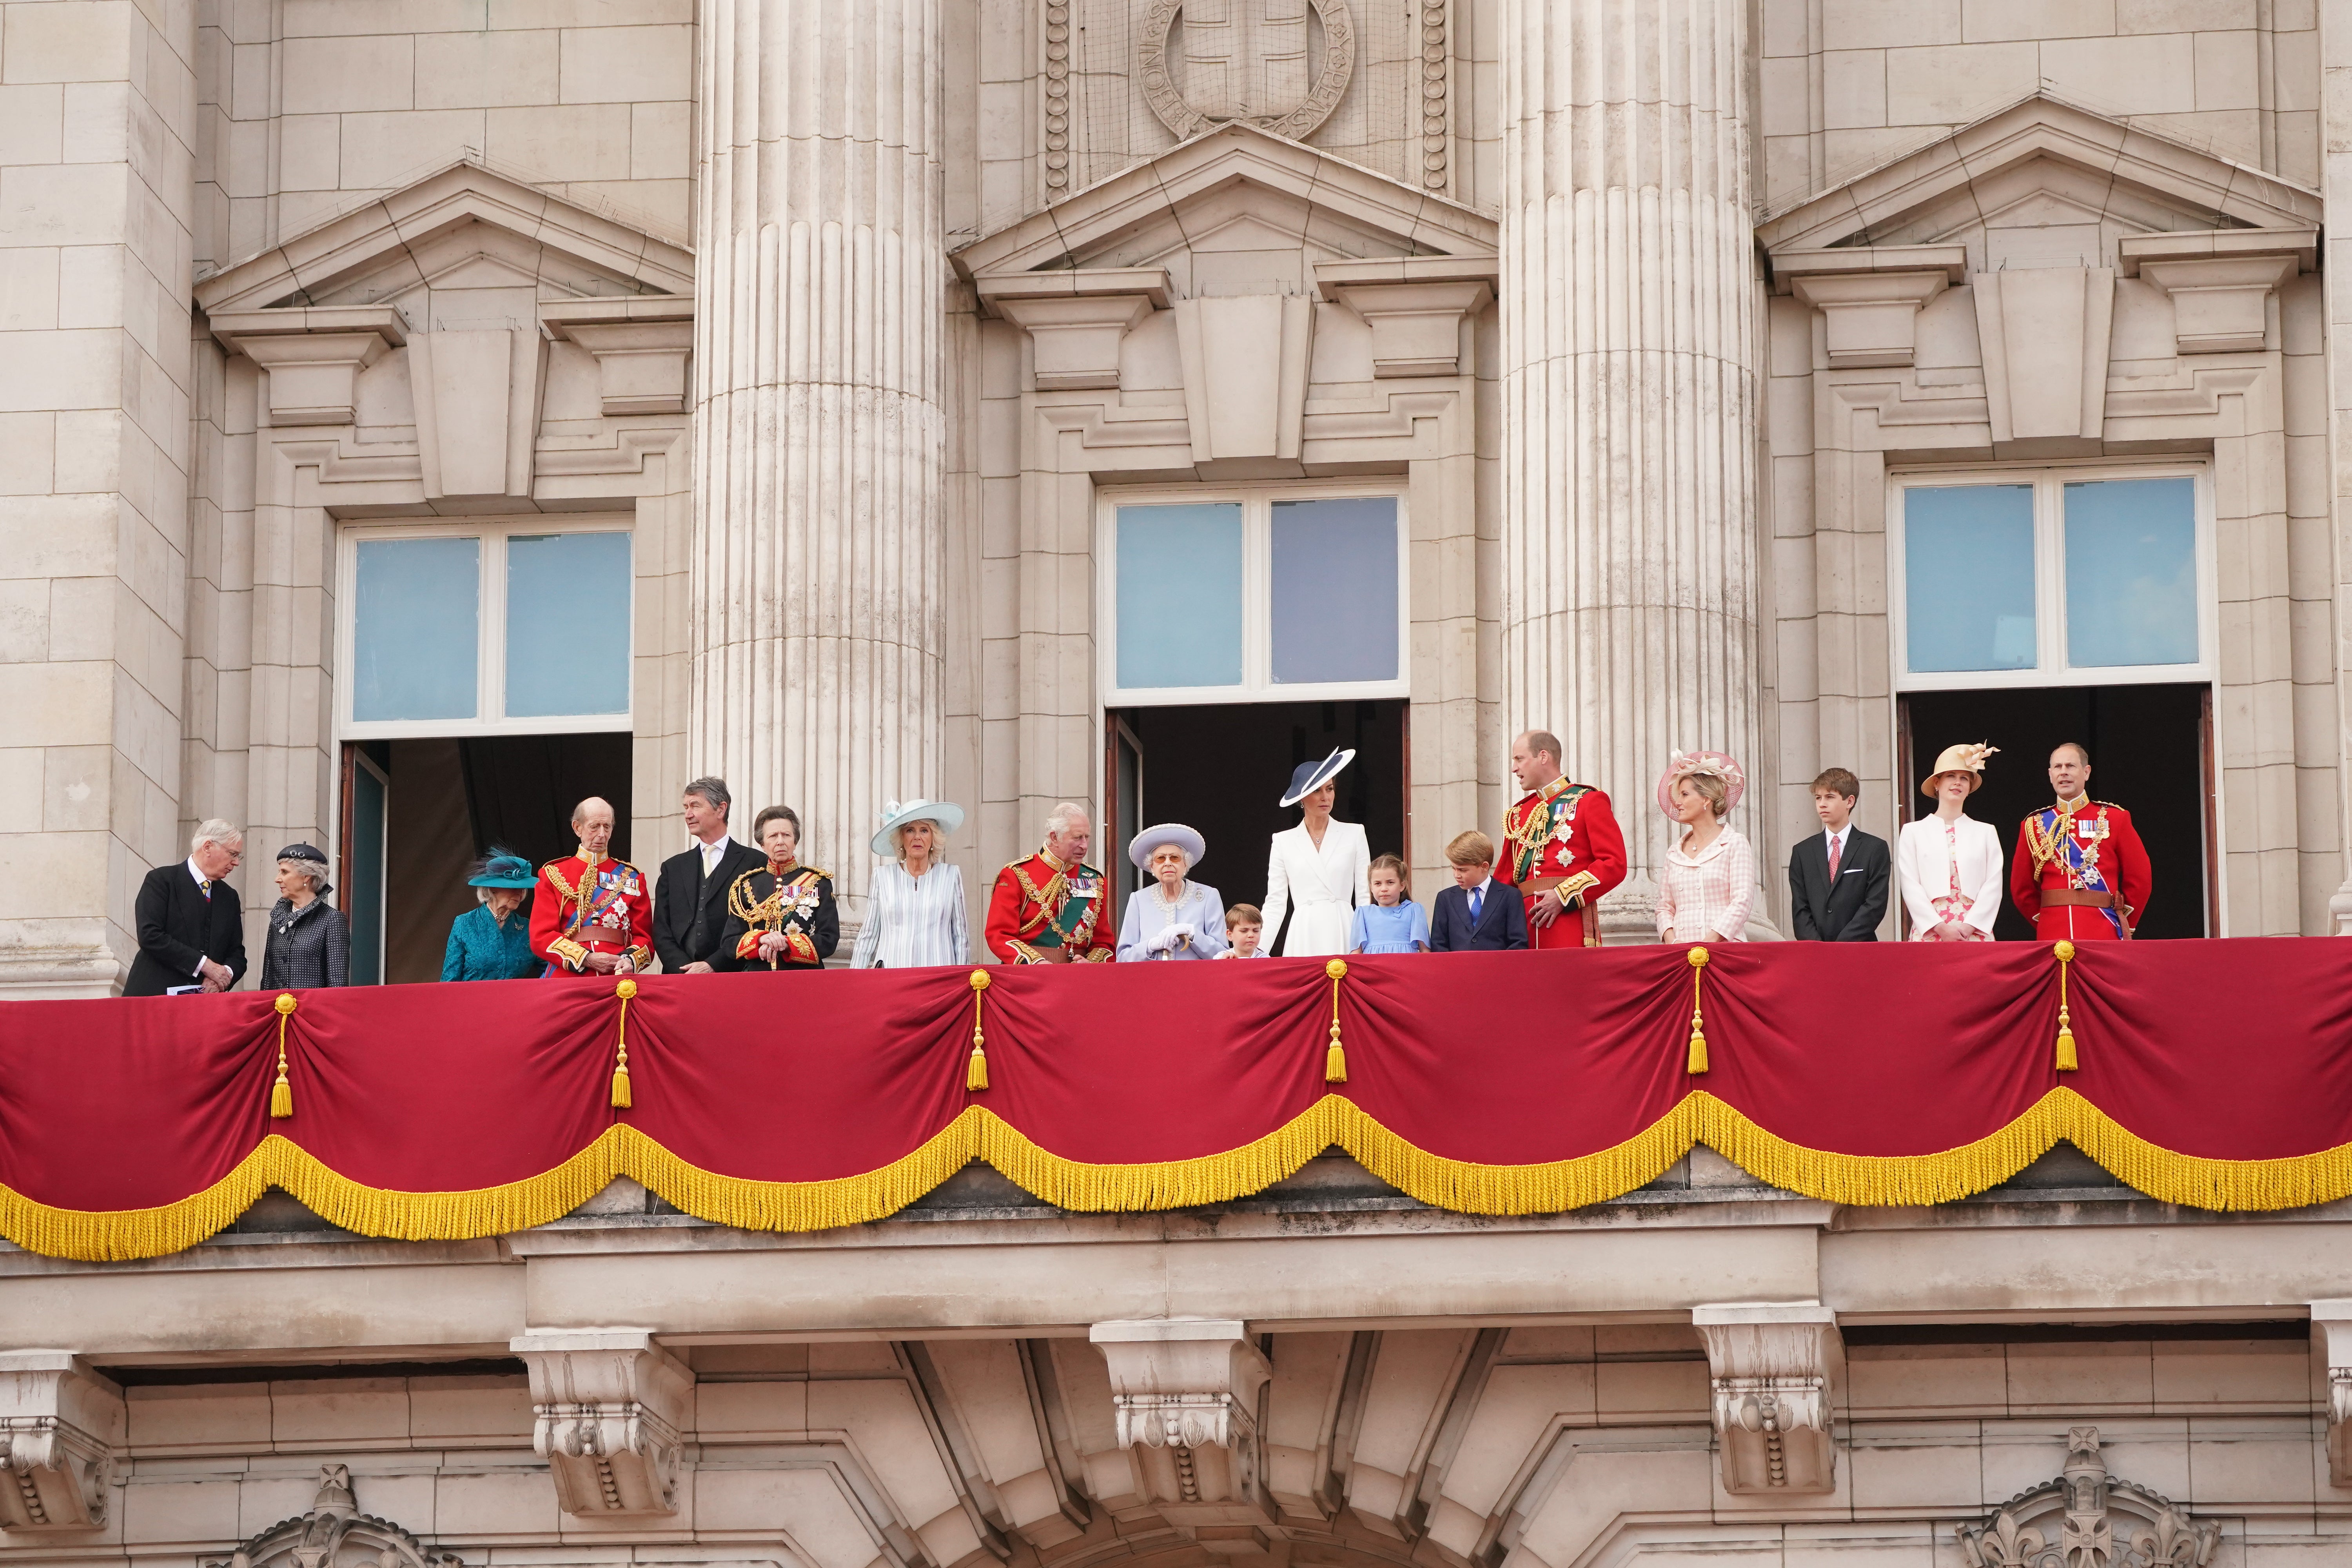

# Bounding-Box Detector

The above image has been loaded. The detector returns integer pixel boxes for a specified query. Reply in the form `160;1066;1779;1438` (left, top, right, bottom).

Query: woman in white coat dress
1259;748;1372;957
1897;742;2004;942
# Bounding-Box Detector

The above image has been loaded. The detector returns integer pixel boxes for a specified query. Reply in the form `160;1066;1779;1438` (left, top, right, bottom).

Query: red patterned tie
1826;834;1841;881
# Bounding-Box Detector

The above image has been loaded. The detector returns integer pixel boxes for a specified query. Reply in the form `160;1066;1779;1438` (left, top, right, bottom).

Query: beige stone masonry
1778;246;1968;369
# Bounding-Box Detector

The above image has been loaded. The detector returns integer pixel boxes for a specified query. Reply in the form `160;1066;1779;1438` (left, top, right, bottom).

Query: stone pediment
1758;91;2321;266
954;121;1495;298
194;159;693;319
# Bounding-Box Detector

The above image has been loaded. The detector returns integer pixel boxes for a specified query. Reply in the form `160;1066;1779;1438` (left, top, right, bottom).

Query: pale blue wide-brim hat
1280;748;1356;809
1128;822;1207;870
872;798;966;859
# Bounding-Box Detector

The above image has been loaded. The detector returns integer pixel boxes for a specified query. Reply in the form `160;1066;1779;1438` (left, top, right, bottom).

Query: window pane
353;536;479;720
506;532;632;718
2065;477;2198;668
1903;485;2037;673
1116;503;1243;689
1271;497;1399;685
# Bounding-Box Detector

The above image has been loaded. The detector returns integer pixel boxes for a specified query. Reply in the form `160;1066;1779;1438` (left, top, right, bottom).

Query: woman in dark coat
260;843;350;989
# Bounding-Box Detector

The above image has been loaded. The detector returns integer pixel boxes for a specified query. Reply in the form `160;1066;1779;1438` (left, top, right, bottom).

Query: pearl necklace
1150;879;1189;912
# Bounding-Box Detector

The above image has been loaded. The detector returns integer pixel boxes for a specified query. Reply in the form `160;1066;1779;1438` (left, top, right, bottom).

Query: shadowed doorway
1898;684;2213;939
1106;699;1407;953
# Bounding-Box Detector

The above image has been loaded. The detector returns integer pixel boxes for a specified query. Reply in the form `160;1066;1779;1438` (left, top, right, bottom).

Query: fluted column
691;0;947;920
1499;0;1763;930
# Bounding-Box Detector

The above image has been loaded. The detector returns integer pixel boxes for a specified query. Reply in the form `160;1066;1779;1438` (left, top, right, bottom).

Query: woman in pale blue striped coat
849;800;971;970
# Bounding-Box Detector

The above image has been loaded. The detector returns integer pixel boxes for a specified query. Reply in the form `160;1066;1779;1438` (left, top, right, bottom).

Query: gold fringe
14;1091;2352;1262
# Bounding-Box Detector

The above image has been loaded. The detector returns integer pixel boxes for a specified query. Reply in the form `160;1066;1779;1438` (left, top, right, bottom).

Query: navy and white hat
1129;822;1207;869
1279;748;1356;809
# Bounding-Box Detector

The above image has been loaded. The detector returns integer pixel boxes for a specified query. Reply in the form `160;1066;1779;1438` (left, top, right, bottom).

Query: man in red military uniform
1495;729;1628;949
2011;742;2150;941
532;795;654;975
985;802;1114;964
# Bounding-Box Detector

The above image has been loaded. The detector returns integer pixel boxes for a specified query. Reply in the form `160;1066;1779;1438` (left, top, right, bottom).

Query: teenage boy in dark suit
1787;766;1890;940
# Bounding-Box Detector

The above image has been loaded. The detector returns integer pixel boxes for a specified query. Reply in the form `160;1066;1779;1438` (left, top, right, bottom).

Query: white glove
1152;923;1194;953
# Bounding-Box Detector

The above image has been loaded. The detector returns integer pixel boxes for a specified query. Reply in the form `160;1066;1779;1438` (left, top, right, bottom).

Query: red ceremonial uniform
1495;776;1628;949
530;850;654;974
985;847;1115;964
2011;798;2150;942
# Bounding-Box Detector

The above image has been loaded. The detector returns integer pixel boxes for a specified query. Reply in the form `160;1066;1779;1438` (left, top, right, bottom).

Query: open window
336;519;636;981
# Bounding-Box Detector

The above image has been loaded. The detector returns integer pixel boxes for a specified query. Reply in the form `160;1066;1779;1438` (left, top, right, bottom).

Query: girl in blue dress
1350;855;1430;954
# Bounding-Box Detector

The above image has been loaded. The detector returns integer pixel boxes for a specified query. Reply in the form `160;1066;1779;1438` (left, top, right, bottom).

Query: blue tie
1468;886;1483;926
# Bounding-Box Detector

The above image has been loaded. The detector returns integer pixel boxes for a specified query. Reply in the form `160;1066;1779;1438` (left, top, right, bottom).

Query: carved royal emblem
205;1465;460;1568
1957;1428;2218;1568
1137;0;1356;142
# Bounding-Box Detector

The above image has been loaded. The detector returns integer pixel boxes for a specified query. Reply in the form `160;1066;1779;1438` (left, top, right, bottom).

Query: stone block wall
192;0;696;279
1759;0;2322;212
0;0;202;995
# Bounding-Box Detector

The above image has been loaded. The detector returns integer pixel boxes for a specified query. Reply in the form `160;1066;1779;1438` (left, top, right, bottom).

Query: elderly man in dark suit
652;776;767;974
1787;767;1890;941
124;820;250;995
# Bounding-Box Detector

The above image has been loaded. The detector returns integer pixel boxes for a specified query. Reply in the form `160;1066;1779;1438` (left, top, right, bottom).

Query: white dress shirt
696;835;729;879
1822;824;1851;869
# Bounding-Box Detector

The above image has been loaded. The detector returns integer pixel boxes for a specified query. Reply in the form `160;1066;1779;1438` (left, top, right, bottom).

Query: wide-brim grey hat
872;798;966;859
1280;748;1356;809
1128;822;1206;870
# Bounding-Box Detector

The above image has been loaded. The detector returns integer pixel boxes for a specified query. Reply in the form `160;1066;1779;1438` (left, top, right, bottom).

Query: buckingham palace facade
5;0;2352;974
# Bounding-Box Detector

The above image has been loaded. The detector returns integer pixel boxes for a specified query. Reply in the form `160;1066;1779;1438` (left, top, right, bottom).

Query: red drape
2;938;2346;1259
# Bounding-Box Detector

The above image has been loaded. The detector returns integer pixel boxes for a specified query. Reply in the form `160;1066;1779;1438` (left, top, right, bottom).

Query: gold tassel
269;993;297;1118
1685;947;1710;1074
967;970;991;1091
1324;959;1348;1083
2052;939;2077;1071
611;976;636;1109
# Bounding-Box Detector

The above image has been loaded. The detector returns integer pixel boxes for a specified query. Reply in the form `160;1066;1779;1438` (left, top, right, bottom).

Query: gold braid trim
12;1090;2352;1261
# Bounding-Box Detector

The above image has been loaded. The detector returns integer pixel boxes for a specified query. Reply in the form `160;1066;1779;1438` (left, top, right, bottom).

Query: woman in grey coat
260;843;350;989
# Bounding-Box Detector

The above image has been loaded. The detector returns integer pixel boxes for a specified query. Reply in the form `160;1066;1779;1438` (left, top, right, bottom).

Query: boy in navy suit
1430;831;1529;951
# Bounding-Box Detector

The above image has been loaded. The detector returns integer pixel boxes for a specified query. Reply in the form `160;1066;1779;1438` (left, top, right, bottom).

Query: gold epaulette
792;865;831;880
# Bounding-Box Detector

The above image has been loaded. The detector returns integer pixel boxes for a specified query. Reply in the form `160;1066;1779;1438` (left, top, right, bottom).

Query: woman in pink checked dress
1655;750;1757;944
1896;742;2003;942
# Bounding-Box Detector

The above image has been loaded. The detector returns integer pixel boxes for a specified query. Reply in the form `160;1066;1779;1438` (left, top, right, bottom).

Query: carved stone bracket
205;1464;460;1568
512;1330;693;1519
1691;1303;1839;1495
2311;1299;2352;1484
1777;245;1967;369
541;298;695;416
1973;265;2116;445
1316;258;1496;377
0;1352;122;1532
2120;229;2314;356
211;307;409;427
1090;1319;1274;1529
1957;1426;2215;1568
979;269;1171;392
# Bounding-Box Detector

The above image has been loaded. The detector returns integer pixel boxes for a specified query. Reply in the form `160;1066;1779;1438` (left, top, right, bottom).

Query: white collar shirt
696;835;729;877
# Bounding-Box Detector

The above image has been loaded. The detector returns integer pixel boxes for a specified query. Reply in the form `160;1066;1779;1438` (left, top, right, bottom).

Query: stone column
1497;0;1764;936
690;0;947;921
0;0;201;995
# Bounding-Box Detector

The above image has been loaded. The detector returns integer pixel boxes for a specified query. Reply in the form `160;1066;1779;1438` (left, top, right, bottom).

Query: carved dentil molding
0;1354;123;1532
1091;1320;1273;1527
1957;1427;2216;1568
1691;1303;1838;1495
512;1330;695;1518
206;1465;459;1568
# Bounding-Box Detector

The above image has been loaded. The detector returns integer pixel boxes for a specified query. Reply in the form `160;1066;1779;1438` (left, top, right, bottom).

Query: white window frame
336;516;634;740
1096;480;1411;707
1887;461;2214;692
